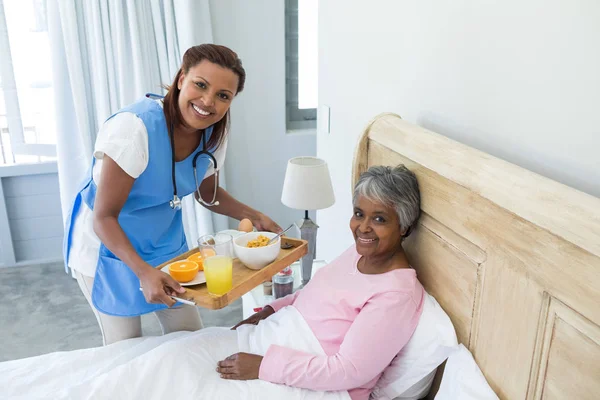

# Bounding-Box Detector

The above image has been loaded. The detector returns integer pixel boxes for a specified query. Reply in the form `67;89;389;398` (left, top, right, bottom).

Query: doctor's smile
192;103;212;117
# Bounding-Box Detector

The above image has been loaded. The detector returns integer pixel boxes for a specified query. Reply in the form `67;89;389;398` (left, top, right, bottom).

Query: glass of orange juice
198;233;233;295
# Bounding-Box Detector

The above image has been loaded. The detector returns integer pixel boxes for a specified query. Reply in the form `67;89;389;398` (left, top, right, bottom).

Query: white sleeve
203;135;228;179
93;112;149;179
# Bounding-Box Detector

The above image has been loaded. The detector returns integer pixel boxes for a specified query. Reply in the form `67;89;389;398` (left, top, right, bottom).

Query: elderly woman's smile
357;237;377;244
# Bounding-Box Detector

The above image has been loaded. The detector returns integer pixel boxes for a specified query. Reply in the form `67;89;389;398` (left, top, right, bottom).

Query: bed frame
352;113;600;399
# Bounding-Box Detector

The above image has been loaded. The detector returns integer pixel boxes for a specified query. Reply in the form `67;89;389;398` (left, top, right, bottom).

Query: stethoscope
146;93;220;210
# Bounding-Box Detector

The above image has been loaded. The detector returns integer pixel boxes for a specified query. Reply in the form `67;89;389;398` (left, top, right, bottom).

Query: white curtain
47;0;222;250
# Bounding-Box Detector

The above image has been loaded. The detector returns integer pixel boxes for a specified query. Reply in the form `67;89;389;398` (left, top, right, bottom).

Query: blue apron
63;97;214;317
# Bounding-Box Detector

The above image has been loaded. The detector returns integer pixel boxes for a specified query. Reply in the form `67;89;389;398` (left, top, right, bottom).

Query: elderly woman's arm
231;284;304;331
267;290;301;311
258;290;423;392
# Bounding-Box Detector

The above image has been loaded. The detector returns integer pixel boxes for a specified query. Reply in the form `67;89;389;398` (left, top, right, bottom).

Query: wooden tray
157;237;308;310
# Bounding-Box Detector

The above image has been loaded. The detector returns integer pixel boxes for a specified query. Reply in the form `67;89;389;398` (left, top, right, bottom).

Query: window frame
0;0;57;161
285;0;317;132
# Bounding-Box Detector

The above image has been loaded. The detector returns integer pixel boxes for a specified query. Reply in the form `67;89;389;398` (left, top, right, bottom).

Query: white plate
160;265;206;286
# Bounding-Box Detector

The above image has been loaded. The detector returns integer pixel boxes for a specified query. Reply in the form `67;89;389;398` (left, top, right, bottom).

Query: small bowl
168;260;199;283
234;231;280;270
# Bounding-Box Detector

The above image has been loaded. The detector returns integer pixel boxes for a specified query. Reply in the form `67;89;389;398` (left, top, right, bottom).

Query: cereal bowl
233;231;280;270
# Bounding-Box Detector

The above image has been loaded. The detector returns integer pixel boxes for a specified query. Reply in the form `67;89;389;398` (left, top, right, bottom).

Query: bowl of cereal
233;231;280;270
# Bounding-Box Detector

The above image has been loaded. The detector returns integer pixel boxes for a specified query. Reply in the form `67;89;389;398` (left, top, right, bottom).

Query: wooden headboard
352;113;600;399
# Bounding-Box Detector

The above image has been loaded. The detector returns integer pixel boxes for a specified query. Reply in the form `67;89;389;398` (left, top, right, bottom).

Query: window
0;0;57;165
285;0;318;132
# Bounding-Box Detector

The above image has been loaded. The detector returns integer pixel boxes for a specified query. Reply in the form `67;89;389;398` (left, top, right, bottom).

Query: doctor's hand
251;212;282;233
139;267;185;307
217;353;263;380
231;305;275;330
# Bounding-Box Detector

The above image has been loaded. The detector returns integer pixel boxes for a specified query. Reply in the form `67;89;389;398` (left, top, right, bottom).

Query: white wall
210;0;317;230
317;0;600;261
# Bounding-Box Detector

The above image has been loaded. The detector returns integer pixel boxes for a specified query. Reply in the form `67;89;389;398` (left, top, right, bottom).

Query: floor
0;262;242;362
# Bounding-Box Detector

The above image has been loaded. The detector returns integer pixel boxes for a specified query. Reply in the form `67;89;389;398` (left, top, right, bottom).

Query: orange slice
168;260;199;283
187;252;206;271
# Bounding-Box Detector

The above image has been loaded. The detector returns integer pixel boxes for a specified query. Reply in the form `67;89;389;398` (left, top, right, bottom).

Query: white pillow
435;344;498;400
371;293;458;400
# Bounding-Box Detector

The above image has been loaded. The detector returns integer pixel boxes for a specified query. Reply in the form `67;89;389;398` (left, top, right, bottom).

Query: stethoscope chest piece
170;195;182;210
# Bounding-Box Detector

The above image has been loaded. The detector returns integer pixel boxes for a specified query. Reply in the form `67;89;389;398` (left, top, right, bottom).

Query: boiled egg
238;218;254;233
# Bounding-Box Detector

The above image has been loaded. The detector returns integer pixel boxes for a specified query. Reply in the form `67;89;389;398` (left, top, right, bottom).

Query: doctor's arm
197;173;282;233
93;156;184;307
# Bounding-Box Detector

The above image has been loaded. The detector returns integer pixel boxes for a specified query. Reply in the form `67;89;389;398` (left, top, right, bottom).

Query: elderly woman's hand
217;353;263;380
231;305;275;330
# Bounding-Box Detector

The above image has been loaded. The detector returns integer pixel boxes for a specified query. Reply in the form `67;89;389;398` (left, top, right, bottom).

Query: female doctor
63;44;281;345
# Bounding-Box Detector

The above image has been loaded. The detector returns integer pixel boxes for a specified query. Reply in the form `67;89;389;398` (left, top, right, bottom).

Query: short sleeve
93;112;149;179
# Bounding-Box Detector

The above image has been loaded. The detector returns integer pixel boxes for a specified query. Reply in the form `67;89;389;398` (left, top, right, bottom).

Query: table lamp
281;157;335;285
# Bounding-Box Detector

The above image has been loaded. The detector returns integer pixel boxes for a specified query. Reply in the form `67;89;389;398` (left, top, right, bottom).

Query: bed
1;113;598;399
352;113;600;399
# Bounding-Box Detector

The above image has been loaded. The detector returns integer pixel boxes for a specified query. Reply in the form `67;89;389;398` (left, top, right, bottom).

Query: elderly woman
218;165;425;400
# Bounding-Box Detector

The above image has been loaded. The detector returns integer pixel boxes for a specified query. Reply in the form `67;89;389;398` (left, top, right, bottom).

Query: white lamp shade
281;157;335;210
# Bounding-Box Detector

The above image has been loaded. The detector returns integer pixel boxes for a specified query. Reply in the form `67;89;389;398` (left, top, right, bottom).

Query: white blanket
0;306;351;400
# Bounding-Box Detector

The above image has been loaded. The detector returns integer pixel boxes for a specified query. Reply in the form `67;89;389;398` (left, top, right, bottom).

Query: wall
317;0;600;261
209;0;317;230
0;163;63;267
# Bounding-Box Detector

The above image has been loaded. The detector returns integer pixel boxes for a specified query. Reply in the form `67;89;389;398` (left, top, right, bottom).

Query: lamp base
296;216;318;285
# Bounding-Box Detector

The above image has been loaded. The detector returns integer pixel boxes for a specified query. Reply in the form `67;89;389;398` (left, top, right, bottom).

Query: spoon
267;224;295;245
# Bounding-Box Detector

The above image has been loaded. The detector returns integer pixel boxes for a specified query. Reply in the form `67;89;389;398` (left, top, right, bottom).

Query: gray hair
352;165;421;237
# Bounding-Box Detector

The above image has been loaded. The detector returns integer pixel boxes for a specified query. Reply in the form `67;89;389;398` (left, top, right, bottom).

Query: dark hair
163;44;246;151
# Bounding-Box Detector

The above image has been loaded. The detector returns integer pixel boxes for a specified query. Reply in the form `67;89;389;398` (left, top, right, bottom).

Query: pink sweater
259;246;425;400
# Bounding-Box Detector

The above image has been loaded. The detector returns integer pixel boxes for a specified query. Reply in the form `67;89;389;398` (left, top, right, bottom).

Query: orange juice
203;255;233;295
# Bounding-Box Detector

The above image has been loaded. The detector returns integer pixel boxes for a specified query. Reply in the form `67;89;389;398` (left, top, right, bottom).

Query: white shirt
68;102;227;277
